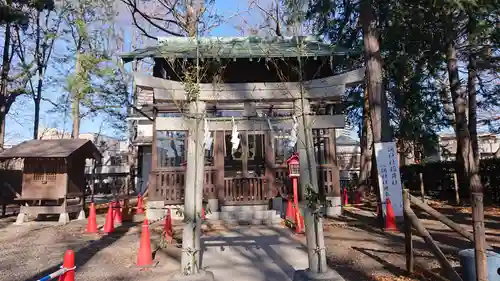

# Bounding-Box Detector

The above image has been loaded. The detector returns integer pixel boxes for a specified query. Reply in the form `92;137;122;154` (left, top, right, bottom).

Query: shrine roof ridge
0;139;102;160
120;36;354;63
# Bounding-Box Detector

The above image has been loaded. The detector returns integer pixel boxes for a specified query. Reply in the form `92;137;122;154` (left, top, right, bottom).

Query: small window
28;159;60;182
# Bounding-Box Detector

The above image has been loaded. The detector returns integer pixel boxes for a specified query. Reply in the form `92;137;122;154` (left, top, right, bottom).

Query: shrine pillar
326;128;342;217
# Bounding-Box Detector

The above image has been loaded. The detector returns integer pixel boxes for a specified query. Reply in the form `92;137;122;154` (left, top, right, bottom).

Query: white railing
85;165;129;174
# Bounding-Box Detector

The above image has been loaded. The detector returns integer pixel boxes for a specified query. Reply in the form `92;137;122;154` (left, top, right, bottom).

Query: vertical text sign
374;142;404;217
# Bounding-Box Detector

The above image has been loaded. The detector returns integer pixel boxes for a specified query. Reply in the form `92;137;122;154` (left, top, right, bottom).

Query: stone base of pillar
272;197;284;217
147;201;166;221
58;212;70;224
207;199;219;212
77;209;86;220
169;270;215;281
325;196;342;218
293;269;345;281
14;213;27;225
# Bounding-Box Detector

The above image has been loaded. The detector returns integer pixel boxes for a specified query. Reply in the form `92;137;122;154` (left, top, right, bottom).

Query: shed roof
120;36;352;63
0;139;102;160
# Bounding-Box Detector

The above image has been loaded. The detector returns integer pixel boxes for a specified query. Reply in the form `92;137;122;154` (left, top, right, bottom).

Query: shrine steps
207;205;282;225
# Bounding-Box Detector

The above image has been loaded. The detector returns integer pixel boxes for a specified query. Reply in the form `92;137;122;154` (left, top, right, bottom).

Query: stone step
220;204;269;212
209;210;282;225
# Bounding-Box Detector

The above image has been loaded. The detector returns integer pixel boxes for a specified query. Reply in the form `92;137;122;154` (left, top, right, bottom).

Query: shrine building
120;36;364;222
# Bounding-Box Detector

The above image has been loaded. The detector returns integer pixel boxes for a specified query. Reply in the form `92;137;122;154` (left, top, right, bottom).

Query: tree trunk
358;86;373;193
467;16;479;164
361;0;391;144
71;53;81;139
0;21;11;149
361;0;391;225
447;41;487;281
33;10;42;140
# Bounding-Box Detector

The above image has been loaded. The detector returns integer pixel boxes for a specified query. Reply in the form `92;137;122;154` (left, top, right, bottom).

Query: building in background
335;129;361;185
436;132;500;162
38;128;130;194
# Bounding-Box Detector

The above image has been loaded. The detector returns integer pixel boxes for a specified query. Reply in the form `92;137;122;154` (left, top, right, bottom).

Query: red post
292;177;299;210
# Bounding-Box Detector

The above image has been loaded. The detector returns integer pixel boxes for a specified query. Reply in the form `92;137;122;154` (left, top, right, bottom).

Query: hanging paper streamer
203;118;213;150
288;115;298;148
267;116;275;151
230;117;240;155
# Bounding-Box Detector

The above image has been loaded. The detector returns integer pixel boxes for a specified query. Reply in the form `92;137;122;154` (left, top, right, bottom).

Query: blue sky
4;0;496;145
4;0;270;145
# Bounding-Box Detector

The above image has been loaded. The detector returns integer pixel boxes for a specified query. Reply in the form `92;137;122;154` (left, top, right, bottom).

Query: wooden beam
133;68;365;102
155;115;345;131
403;189;414;274
404;205;463;281
408;192;492;249
152;101;342;112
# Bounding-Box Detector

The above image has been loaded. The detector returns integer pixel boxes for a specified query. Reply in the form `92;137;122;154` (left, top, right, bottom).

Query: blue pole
37;267;68;281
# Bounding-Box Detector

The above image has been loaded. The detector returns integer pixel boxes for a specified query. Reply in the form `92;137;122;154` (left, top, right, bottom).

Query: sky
3;0;497;145
4;0;271;146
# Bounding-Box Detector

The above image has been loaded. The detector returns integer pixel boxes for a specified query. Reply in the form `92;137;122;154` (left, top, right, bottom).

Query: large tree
0;0;54;148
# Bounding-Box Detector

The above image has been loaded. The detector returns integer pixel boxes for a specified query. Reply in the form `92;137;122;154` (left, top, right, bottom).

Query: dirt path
314;204;500;281
1;200;498;281
0;214;182;281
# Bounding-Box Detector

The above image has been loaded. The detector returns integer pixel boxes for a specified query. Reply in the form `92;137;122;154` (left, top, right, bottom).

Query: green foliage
48;0;129;133
307;0;499;159
0;0;54;25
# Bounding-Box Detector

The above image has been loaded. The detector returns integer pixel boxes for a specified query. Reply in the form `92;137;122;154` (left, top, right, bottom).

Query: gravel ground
0;213;183;281
313;204;500;281
1;199;498;281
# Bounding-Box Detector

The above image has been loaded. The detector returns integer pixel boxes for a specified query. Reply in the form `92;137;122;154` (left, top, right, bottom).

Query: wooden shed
0;139;102;224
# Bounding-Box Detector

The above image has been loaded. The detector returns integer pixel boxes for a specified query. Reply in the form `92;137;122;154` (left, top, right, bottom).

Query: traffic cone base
86;203;98;234
122;199;132;222
114;201;123;225
136;195;144;214
285;201;296;223
103;204;115;234
58;250;75;281
136;219;155;269
164;208;173;243
384;197;398;232
295;209;305;234
343;188;349;206
355;191;362;205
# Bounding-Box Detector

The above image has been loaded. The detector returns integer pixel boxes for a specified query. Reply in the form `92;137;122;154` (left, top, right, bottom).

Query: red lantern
286;153;300;178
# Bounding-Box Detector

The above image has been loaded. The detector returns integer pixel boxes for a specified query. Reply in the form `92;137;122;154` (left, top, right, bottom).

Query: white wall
137;123;153;138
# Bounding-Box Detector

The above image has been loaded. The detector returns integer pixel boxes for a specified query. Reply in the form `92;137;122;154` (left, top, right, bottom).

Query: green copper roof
120;36;349;63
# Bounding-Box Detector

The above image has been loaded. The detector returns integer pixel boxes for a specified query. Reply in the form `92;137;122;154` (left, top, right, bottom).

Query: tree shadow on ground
269;226;387;281
352;247;451;281
21;221;139;281
423;206;500;230
342;208;471;256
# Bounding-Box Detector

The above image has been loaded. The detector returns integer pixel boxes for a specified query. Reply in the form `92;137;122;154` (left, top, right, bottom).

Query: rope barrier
37;266;76;281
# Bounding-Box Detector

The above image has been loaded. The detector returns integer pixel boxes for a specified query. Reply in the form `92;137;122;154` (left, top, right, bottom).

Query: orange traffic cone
164;208;173;243
343;188;349;206
114;201;122;225
295;208;305;234
122;199;132;222
355;190;361;205
136;195;144;214
285;201;296;223
86;203;98;233
103;204;114;234
384;197;397;232
58;250;75;281
136;219;153;267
